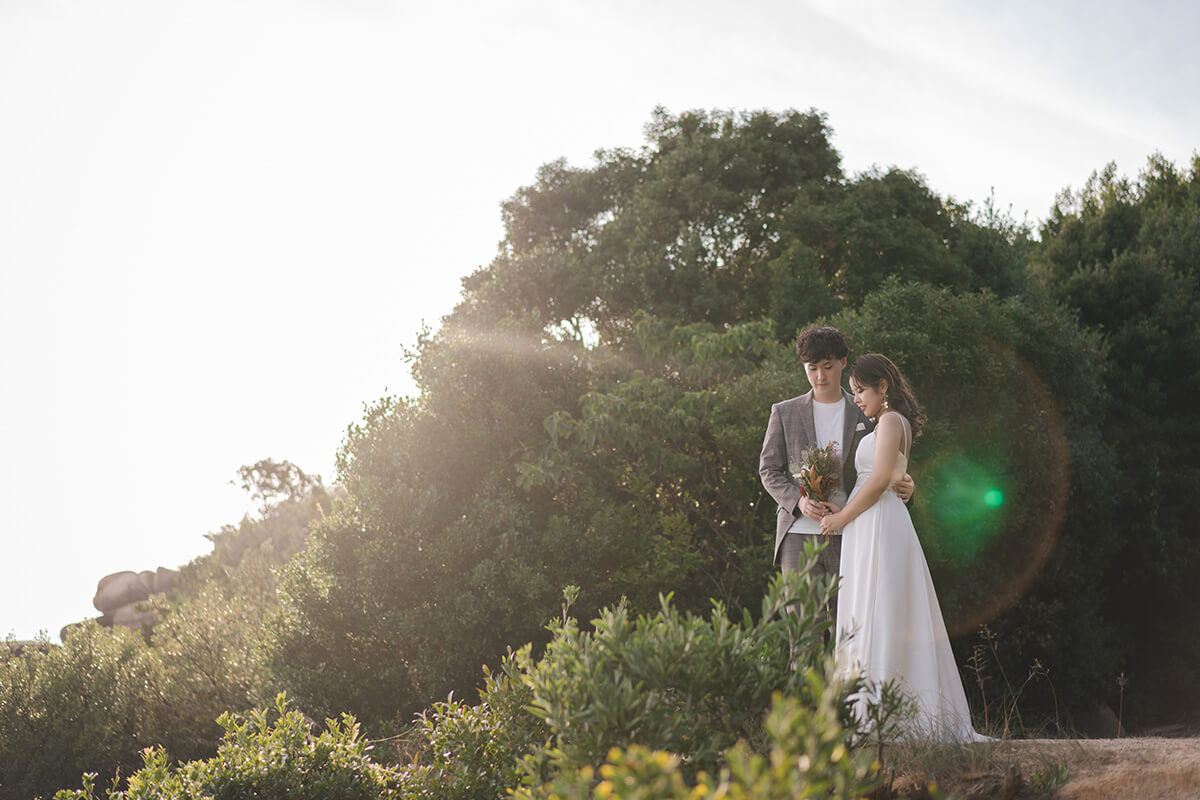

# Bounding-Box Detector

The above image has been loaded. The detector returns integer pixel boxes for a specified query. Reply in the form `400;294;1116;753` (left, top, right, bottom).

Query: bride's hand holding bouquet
791;442;841;535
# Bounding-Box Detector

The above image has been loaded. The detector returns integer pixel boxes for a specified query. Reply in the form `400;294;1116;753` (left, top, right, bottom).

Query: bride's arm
820;414;905;534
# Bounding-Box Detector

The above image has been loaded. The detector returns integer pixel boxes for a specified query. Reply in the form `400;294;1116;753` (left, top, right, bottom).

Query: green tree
1031;154;1200;725
453;108;1028;344
268;320;600;730
270;287;1107;732
265;110;1094;734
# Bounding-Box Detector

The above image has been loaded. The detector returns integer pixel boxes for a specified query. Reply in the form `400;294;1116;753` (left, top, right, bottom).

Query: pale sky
2;0;1196;640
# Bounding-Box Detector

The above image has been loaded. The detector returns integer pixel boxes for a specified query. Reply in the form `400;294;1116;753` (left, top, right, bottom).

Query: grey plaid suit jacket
758;390;873;563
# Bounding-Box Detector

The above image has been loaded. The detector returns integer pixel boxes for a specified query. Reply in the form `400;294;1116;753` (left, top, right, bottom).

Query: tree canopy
267;109;1186;734
453;108;1031;345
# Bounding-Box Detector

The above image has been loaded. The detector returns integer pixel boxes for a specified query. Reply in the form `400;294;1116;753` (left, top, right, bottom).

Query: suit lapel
839;393;859;458
797;392;816;449
841;392;871;489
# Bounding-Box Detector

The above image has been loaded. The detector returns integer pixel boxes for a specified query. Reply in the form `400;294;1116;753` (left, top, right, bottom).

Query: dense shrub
395;562;847;798
518;566;837;783
394;651;547;800
0;623;166;800
51;695;399;800
49;568;879;800
0;585;286;800
148;579;278;761
0;463;321;800
513;685;879;800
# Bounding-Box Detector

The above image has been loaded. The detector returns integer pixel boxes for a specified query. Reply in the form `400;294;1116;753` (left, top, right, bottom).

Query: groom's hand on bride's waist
891;473;915;503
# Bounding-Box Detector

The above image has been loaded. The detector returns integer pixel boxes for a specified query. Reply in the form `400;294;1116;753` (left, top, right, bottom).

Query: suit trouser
779;531;841;632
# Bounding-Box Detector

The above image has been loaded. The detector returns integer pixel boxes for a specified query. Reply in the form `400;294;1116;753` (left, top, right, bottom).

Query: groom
758;326;913;620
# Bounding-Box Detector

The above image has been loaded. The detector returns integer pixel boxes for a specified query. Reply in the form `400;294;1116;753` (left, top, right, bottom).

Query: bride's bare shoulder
876;412;912;450
876;411;907;434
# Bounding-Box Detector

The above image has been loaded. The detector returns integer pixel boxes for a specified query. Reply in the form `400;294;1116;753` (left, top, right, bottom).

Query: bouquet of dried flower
790;441;841;503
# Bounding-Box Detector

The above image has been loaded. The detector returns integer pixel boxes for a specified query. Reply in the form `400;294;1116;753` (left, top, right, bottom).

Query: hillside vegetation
3;109;1198;800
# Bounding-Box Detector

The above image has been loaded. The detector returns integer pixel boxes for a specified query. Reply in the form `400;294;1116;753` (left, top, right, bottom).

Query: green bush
52;695;399;800
149;580;278;762
391;562;846;799
0;623;167;800
516;565;840;784
44;567;871;800
514;681;879;800
395;654;547;800
0;463;321;800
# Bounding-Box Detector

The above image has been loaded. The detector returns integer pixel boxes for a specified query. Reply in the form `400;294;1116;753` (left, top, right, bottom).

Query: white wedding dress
835;423;987;743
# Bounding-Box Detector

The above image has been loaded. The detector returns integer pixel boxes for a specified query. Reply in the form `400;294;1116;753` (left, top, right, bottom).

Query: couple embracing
759;326;987;743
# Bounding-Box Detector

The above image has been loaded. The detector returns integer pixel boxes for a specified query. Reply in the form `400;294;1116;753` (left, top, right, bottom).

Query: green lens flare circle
921;453;1009;562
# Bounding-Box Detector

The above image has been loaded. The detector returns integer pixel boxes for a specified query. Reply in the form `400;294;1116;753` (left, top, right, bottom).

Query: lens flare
922;452;1010;561
910;339;1071;638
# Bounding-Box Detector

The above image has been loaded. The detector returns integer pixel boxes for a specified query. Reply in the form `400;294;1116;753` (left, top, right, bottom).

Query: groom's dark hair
796;326;849;363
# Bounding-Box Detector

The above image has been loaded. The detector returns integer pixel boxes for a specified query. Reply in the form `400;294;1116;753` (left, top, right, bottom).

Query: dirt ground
1014;737;1200;800
887;736;1200;799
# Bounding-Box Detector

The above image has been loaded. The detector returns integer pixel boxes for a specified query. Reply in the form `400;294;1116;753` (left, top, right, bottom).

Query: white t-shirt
813;398;845;461
788;397;849;535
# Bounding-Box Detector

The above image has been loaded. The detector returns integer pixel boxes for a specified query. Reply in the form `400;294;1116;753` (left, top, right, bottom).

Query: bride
819;353;987;743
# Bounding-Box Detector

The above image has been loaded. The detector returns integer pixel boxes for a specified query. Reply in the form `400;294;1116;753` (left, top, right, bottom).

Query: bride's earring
882;394;890;410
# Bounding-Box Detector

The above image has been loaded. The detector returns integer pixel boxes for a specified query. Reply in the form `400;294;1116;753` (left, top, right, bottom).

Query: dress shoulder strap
894;413;912;459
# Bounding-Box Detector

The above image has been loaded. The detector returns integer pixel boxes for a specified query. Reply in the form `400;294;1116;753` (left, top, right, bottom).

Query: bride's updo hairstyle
849;353;925;440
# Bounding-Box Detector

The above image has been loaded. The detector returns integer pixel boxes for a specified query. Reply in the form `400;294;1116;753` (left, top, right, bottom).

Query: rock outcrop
76;566;179;638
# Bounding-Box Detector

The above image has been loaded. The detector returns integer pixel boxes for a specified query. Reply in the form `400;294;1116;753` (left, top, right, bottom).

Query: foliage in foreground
519;567;836;782
396;561;844;798
51;567;881;800
51;695;399;800
514;687;878;800
393;652;547;800
0;588;280;800
51;686;877;800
